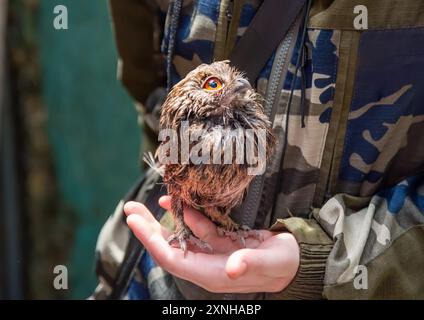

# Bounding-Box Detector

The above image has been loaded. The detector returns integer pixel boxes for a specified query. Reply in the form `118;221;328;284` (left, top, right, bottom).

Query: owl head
160;61;266;129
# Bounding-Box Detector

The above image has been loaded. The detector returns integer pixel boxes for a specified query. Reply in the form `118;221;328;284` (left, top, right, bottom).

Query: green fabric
315;187;424;299
327;31;360;195
269;218;333;299
314;31;359;207
270;217;333;245
109;0;164;104
223;0;245;58
324;225;424;299
310;0;424;30
213;0;246;61
313;30;360;207
109;0;165;155
212;0;230;61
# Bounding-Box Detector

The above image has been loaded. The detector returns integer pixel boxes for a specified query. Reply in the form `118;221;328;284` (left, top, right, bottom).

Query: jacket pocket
337;27;424;197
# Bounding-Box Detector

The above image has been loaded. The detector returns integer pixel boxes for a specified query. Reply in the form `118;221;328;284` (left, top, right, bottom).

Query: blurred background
0;0;143;299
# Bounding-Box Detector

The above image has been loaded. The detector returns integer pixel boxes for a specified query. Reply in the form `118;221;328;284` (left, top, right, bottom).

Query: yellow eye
203;77;223;91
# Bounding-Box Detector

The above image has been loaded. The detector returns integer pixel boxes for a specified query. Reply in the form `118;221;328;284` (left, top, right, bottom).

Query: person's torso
151;0;424;299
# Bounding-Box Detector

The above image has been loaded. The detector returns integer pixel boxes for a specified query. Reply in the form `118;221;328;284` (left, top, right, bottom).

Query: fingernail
123;201;138;216
158;195;171;206
158;196;167;205
126;213;143;230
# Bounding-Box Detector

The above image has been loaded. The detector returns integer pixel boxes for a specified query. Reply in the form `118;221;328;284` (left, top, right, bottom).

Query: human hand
124;196;300;293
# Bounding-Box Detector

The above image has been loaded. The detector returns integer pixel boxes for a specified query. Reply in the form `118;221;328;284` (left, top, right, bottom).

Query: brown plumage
156;61;275;254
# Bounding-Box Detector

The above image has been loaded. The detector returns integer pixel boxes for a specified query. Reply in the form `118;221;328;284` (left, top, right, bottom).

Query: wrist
267;217;334;299
279;232;300;286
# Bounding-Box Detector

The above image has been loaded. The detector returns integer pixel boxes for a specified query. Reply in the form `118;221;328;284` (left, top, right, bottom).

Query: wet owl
151;61;275;255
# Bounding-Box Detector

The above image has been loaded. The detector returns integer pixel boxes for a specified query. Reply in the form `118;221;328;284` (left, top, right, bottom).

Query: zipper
243;20;296;227
266;16;303;223
166;0;183;91
225;0;234;33
213;0;233;61
265;29;296;117
223;0;237;58
214;0;243;60
237;15;301;230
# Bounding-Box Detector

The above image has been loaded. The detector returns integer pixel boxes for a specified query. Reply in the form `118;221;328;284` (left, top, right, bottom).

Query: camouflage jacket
92;0;424;299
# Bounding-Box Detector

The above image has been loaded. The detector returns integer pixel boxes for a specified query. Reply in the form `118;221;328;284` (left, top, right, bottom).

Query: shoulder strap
229;0;307;228
230;0;306;84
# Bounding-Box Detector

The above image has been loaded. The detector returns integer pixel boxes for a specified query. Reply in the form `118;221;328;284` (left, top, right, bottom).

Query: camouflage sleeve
269;174;424;299
108;0;166;104
268;217;334;300
89;199;130;299
109;0;168;148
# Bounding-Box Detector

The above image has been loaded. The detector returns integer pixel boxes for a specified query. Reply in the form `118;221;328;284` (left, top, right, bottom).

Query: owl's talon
187;235;213;254
168;232;213;256
217;225;263;246
239;236;246;247
216;227;225;237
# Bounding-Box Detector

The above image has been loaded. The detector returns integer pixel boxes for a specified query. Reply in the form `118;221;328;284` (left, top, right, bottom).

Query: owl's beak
219;78;252;109
234;78;252;94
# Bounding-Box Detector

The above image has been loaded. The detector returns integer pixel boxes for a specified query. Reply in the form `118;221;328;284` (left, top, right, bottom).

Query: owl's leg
204;207;240;231
167;197;213;256
204;207;263;247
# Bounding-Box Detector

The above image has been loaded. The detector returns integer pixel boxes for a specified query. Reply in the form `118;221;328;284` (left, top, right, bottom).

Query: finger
158;195;171;208
127;214;233;288
225;233;299;279
127;198;230;256
128;213;286;293
169;252;279;293
124;201;159;226
124;201;144;216
160;196;272;247
225;248;261;279
126;213;175;265
159;196;217;238
159;196;222;242
125;210;221;279
126;207;227;279
125;200;279;292
160;196;233;252
160;197;247;253
128;207;298;293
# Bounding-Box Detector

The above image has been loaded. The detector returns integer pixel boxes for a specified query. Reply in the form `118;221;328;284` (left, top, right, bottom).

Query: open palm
124;196;299;293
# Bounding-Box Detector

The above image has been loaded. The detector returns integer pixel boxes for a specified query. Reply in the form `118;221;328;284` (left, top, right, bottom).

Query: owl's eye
202;77;223;91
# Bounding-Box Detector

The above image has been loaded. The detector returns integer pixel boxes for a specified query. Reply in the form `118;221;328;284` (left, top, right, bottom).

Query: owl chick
155;61;275;255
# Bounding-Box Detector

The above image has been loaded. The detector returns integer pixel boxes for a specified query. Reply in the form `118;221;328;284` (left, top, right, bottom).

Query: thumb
225;248;256;279
225;233;300;280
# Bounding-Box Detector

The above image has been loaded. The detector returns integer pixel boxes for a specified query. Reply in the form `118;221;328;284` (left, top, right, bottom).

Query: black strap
108;175;166;300
230;0;306;84
229;0;307;228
